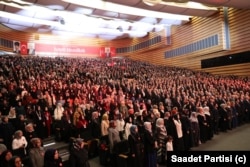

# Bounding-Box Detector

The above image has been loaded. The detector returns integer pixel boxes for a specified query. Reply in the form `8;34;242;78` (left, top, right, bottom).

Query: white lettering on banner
53;47;85;53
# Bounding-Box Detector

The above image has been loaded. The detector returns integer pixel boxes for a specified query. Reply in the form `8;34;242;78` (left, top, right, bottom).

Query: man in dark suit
13;41;21;54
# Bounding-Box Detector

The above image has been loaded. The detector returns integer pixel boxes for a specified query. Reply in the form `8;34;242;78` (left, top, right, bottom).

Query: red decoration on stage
20;41;28;55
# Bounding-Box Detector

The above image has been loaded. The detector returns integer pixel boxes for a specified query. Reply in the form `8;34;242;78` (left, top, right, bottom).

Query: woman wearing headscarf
197;107;208;143
203;106;213;140
172;113;185;151
32;105;46;140
143;122;157;167
24;123;38;151
44;149;63;167
189;112;200;147
155;118;167;165
128;125;144;167
124;116;133;140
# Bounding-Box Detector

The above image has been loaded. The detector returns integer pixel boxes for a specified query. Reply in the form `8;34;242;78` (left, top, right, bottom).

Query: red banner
20;41;28;55
99;47;106;58
35;43;116;57
35;43;101;55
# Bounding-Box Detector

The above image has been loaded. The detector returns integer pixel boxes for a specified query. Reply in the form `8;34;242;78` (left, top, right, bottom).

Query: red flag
110;47;116;57
20;41;28;55
99;47;105;58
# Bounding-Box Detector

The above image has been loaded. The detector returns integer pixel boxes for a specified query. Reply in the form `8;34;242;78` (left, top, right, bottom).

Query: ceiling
0;0;250;40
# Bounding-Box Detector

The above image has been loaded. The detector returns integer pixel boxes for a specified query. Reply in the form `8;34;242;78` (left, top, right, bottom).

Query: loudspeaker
35;34;39;40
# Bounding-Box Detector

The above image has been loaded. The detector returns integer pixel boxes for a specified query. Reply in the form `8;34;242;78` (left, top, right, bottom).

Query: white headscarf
144;121;152;133
203;106;210;116
189;112;198;123
156;118;164;128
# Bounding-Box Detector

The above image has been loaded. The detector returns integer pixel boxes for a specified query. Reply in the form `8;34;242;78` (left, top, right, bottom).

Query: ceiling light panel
73;7;94;15
131;22;154;32
0;11;60;26
62;0;190;20
139;17;158;24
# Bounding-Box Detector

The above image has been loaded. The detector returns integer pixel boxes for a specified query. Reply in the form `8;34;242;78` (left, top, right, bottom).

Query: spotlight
117;26;123;32
57;17;65;25
60;18;65;25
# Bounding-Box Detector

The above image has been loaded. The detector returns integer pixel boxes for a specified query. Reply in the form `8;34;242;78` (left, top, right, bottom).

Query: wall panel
125;8;250;76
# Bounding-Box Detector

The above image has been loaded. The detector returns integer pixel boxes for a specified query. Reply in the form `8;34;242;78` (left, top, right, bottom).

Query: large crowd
0;55;249;167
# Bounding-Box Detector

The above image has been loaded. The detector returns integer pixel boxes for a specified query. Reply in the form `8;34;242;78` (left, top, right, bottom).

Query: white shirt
124;122;132;140
115;119;125;132
101;120;109;136
166;141;173;151
165;141;173;160
173;119;183;138
12;136;28;150
54;106;64;120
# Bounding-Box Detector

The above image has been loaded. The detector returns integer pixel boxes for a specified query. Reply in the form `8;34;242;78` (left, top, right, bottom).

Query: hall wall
121;8;250;76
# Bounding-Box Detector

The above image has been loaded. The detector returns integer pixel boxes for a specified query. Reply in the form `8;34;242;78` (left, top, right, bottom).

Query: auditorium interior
0;1;250;167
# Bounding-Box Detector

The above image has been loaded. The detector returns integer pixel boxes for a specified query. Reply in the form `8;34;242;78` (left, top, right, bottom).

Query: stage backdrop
35;43;116;57
13;41;35;55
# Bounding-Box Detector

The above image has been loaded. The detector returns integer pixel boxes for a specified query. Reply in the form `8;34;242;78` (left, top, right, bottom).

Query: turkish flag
20;41;28;55
99;47;105;58
110;47;116;57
